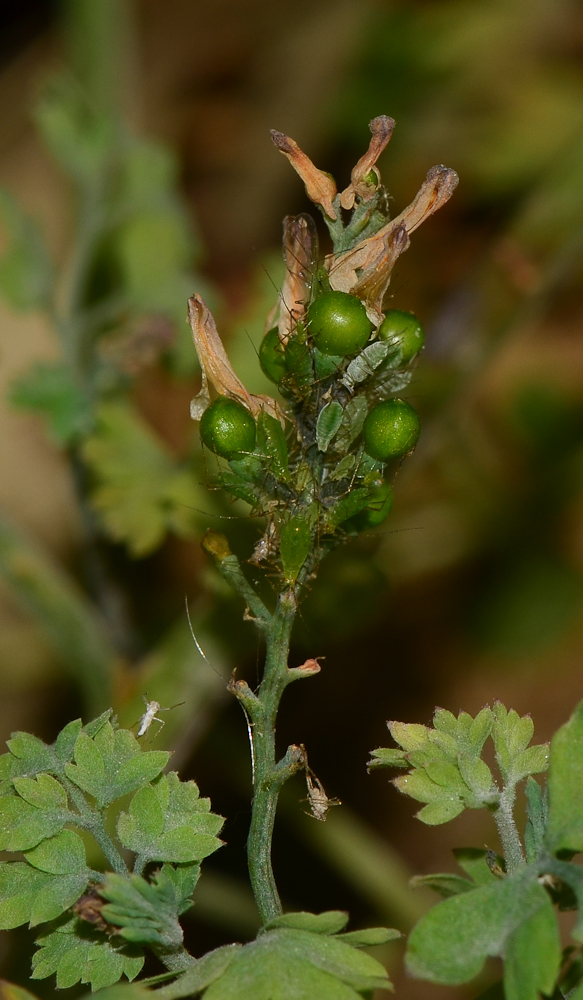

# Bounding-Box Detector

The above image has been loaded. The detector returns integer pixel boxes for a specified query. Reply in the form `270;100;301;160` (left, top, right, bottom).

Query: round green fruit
363;398;421;461
378;310;425;363
344;479;394;532
200;398;256;458
259;328;287;384
307;290;372;357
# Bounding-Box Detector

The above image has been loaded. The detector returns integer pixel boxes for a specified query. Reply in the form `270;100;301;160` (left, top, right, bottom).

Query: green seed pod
259;327;287;384
378;310;425;364
344;479;394;532
280;516;311;582
363;398;421;461
307;290;372;357
200;397;256;458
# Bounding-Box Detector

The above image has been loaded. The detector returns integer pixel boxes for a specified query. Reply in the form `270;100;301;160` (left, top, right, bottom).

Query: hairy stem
494;784;524;873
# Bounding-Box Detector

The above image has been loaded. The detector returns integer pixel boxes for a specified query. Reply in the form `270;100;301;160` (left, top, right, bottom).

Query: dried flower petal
328;165;459;321
188;294;285;425
270;130;338;220
340;115;395;210
265;214;318;344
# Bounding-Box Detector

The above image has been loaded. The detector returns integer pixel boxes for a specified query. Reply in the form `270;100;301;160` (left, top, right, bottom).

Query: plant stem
494;784;524;873
246;588;298;923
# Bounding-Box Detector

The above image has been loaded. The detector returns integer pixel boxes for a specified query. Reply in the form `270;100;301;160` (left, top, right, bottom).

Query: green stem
246;589;297;923
151;945;195;973
494;784;524;873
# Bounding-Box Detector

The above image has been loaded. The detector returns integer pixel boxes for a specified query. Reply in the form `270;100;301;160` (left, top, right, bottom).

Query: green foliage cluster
371;698;583;999
0;711;223;991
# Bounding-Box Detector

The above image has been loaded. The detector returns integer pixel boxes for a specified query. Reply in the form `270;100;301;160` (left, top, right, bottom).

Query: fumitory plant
6;113;581;1000
370;699;583;1000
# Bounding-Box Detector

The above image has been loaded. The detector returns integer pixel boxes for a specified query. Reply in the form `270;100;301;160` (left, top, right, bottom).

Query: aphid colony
189;117;457;585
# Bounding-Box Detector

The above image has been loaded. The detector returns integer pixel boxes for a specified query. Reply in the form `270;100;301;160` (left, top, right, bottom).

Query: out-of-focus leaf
9;362;91;445
34;74;115;181
410;873;473;898
32;914;144;991
82;402;204;556
0;980;42;1000
546;698;583;855
0;191;54;310
503;894;561;1000
0;516;114;714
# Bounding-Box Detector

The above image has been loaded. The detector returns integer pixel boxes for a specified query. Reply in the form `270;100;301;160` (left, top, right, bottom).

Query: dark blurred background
1;1;583;998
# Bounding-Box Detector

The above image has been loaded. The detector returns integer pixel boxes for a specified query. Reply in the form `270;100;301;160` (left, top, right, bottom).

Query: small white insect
137;695;184;740
304;767;341;822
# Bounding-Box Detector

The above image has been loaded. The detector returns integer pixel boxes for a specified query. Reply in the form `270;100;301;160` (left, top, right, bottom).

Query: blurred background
0;0;583;997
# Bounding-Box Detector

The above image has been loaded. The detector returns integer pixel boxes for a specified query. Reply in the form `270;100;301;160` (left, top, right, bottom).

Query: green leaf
367;747;408;768
280;517;312;583
117;772;223;864
387;722;429;751
0;783;69;851
524;778;546;862
155;945;242;1000
453;848;498;886
503;893;561;1000
34;74;115;181
0;862;54;929
100;867;199;947
316;402;344;452
200;925;393;999
492;703;536;784
64;722;169;807
546;698;583;854
32;915;144;991
9;363;91;446
410;873;474;898
335;927;401;947
0;191;53;310
265;911;349;935
29;872;93;927
82;403;203;557
24;829;89;875
406;867;547;984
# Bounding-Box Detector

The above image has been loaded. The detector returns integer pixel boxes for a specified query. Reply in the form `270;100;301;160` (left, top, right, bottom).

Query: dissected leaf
0;190;54;310
117;772;223;864
99;866;197;947
492;703;548;786
0;779;70;851
265;911;349;935
155;946;242;1000
34;74;115;181
9;363;91;445
64;722;169;807
82;402;202;556
32;915;144;991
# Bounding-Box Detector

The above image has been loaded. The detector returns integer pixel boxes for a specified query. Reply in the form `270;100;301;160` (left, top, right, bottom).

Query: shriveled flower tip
340;115;396;210
270;129;338;220
264;214;318;344
328;164;459;323
188;294;285;426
